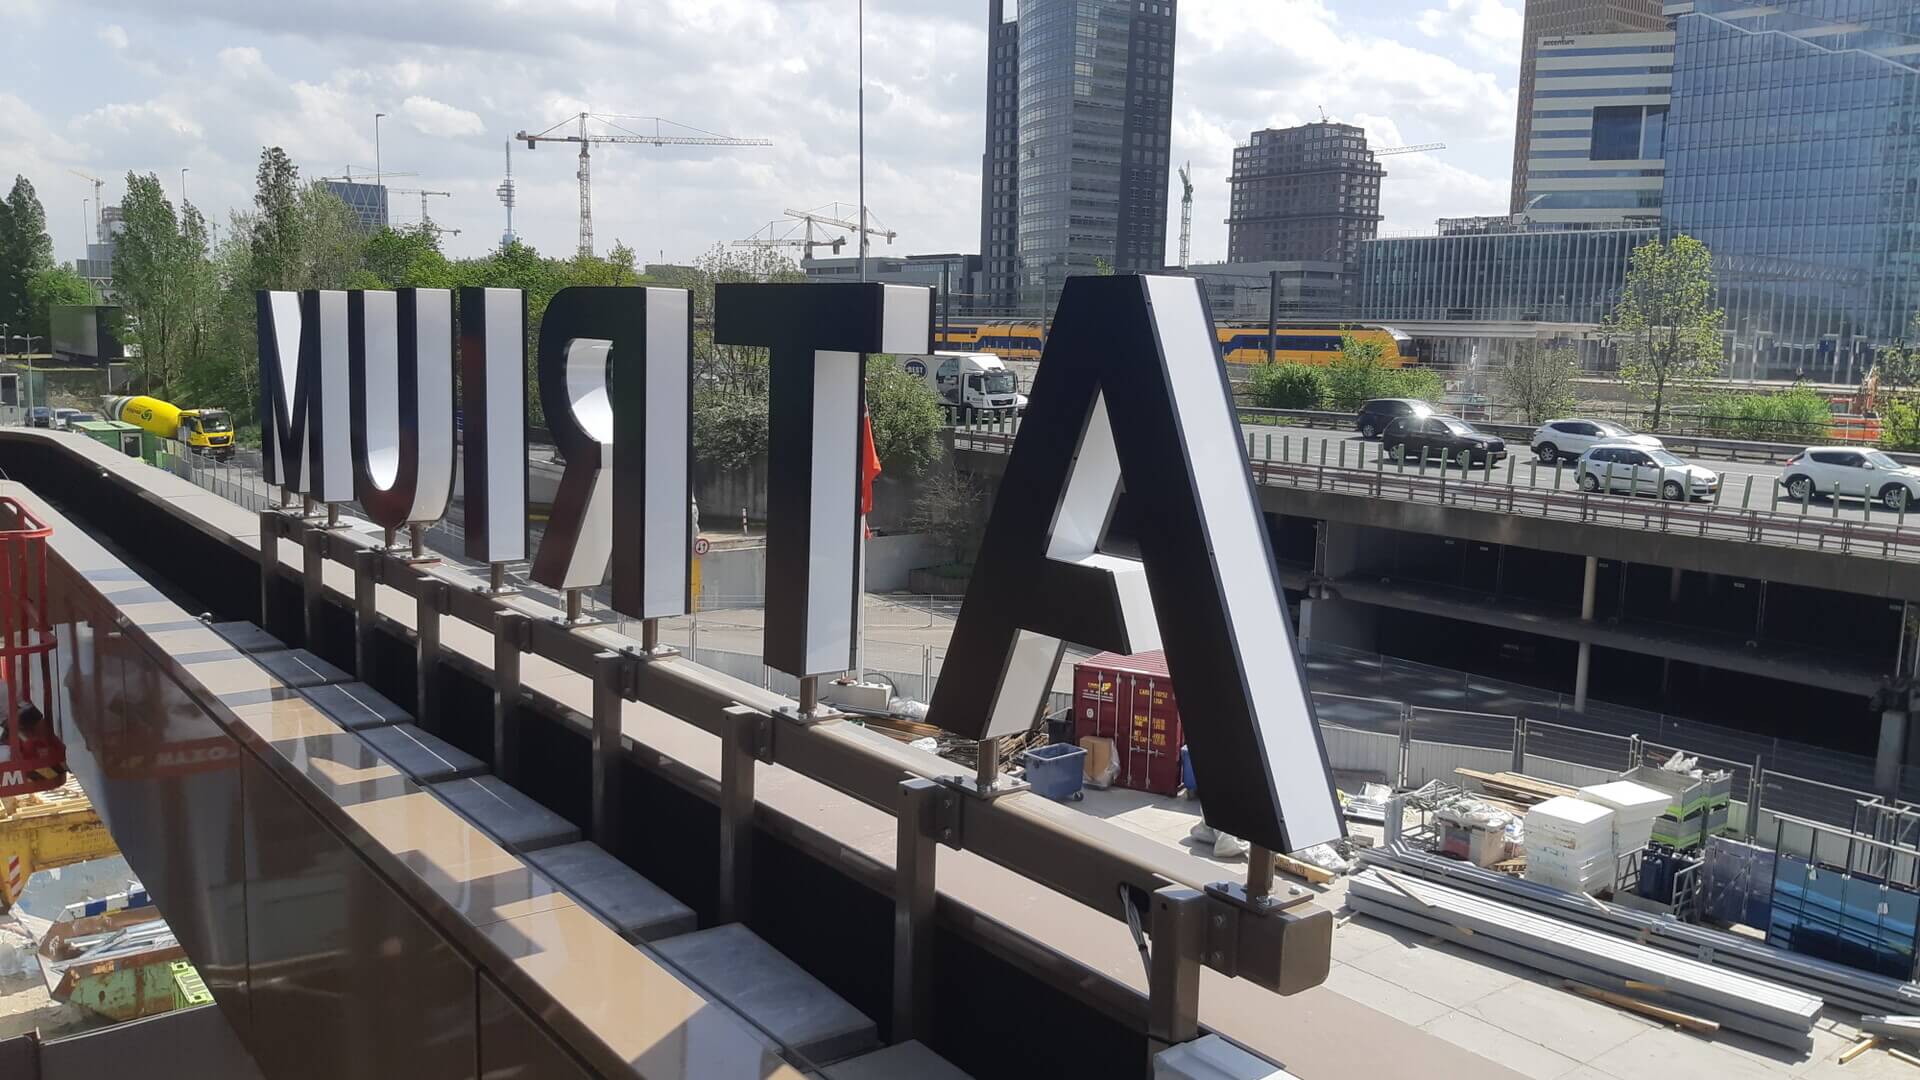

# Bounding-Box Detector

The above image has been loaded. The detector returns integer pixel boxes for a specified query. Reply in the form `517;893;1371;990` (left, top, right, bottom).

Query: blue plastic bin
1022;743;1087;802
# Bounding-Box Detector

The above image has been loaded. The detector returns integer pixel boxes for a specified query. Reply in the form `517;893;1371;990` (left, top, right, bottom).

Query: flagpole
853;0;868;684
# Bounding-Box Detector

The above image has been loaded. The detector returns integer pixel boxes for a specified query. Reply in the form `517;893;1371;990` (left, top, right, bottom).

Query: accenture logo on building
252;276;1343;854
1542;37;1577;46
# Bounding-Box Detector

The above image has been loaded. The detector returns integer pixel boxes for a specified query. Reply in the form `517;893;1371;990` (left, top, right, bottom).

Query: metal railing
956;427;1920;562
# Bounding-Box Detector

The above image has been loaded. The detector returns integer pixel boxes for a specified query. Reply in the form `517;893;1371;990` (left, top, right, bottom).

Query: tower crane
734;218;846;259
783;204;895;246
1373;142;1446;157
319;168;420;182
1177;162;1194;270
391;189;460;238
516;112;773;259
68;170;105;242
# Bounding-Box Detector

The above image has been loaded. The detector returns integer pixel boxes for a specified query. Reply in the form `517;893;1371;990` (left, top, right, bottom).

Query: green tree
249;148;304;290
1246;363;1326;409
912;465;989;567
0;175;55;333
1495;340;1580;424
115;172;211;392
24;267;97;337
1603;235;1725;430
359;225;454;289
864;361;944;478
1873;312;1920;450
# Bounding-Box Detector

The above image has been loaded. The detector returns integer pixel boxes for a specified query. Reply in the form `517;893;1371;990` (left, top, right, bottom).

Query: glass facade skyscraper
1355;223;1657;325
981;0;1176;315
1663;0;1920;379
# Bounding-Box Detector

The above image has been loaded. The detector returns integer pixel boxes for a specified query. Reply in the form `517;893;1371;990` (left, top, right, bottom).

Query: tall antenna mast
496;140;518;248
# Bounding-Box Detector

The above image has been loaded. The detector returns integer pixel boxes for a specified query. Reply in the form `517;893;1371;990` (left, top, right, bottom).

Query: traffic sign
693;536;711;556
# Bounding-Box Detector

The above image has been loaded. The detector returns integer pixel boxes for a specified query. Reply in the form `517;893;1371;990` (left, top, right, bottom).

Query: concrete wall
697;534;938;609
698;456;943;535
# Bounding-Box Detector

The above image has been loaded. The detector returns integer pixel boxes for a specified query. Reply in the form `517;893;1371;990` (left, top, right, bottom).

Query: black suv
1382;414;1507;467
1354;398;1432;439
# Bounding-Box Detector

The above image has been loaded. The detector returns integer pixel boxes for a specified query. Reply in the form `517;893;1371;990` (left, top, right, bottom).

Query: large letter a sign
927;275;1341;854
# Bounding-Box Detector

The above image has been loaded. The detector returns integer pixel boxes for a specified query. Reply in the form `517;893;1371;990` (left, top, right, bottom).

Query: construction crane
734;218;846;259
68;170;104;242
783;204;895;246
1177;162;1194;270
496;141;517;248
1374;142;1446;157
516;112;773;259
392;189;460;238
318;168;420;182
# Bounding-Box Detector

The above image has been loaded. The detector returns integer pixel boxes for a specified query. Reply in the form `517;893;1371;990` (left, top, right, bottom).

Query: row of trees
12;148;946;479
0;176;99;340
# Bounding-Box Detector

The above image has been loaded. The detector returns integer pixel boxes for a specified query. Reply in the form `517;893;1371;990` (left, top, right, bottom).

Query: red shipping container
1073;650;1184;796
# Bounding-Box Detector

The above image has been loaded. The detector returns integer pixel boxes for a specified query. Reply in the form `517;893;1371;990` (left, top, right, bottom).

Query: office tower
1226;122;1383;264
980;0;1021;316
1509;0;1668;216
1663;0;1920;380
980;0;1179;315
1517;31;1673;226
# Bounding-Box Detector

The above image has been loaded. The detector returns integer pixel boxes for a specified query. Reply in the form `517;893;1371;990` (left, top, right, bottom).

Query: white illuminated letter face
927;275;1342;855
610;288;693;621
254;289;353;502
713;282;932;677
458;287;529;564
348;289;456;529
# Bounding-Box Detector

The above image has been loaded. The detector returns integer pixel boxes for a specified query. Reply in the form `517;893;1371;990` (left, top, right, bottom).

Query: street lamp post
375;112;387;189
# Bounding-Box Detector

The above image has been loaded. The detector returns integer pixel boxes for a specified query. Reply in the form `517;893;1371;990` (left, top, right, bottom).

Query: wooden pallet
1455;768;1577;806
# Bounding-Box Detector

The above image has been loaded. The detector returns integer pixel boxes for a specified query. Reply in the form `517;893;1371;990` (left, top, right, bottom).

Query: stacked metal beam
1349;869;1821;1049
1358;843;1920;1016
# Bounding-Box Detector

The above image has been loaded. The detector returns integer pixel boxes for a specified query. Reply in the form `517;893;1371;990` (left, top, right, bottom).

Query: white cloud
14;0;1518;264
1416;0;1523;63
401;95;484;137
99;23;129;49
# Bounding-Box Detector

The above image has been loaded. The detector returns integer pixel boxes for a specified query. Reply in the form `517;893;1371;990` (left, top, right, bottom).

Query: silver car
1530;418;1661;465
1575;444;1721;501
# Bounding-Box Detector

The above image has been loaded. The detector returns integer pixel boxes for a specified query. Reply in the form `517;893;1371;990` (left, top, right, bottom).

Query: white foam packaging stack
1576;780;1669;856
1525;796;1616;894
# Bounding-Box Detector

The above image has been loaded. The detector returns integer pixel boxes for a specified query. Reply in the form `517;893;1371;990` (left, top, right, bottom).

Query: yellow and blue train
932;321;1412;367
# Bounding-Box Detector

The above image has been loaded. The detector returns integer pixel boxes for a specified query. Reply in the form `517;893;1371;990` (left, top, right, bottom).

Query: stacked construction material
1359;841;1920;1017
1525;796;1616;894
1577;780;1669;857
1348;868;1821;1049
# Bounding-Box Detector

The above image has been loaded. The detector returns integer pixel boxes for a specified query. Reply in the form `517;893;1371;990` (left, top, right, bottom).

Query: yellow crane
516;112;773;259
1;776;115;914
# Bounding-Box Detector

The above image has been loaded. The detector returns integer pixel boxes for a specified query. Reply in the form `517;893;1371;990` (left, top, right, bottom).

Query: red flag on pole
860;407;883;516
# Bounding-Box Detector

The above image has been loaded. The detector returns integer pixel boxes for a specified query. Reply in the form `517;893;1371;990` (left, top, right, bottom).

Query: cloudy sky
0;0;1522;267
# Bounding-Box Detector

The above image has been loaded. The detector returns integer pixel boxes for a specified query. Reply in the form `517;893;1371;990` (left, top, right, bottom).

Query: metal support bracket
590;651;632;856
493;611;531;786
352;548;381;681
892;777;949;1043
937;772;1030;803
257;509;282;634
300;527;328;650
1146;886;1206;1055
717;704;768;923
414;576;450;727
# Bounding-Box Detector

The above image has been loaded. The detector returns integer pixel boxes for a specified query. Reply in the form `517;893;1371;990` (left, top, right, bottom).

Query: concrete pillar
1299;520;1390;653
1876;708;1910;800
1573;555;1598;713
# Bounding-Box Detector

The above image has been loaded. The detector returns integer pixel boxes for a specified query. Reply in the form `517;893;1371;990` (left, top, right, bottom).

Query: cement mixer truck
103;395;236;459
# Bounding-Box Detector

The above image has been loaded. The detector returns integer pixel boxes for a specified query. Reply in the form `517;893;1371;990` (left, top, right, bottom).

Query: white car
1778;447;1920;511
1575;444;1721;501
1530;419;1661;465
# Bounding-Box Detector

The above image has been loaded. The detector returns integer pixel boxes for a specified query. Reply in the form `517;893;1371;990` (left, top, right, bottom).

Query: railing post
1743;474;1753;510
414;575;447;726
591;651;630;855
493;611;529;786
719;705;771;924
1512;716;1527;773
1627;734;1643;771
1398;706;1413;788
893;777;950;1044
1145;886;1206;1057
258;509;282;635
1338;440;1348;469
352;548;381;681
299;526;328;650
1748;759;1765;839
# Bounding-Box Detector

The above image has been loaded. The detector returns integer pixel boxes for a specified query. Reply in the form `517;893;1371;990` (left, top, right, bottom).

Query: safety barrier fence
956;426;1920;561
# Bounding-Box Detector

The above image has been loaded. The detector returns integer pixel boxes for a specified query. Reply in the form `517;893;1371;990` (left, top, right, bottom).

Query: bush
1380;366;1444;404
1321;332;1445;411
1246;363;1326;409
1884;398;1920;452
1697;385;1831;441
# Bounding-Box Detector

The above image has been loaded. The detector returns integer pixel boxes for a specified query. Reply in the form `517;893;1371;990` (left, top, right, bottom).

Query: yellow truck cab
103;395;236;460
